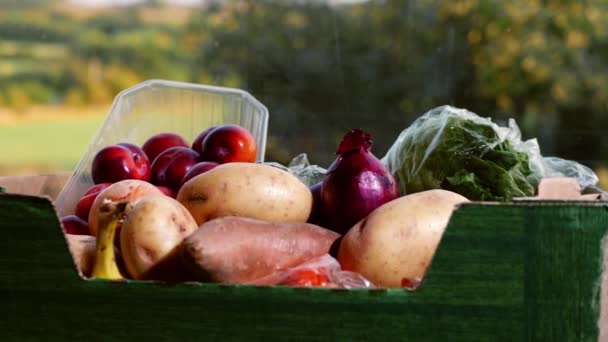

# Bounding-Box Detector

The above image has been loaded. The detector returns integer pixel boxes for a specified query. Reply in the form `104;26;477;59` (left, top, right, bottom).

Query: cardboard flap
0;173;70;200
601;236;608;342
0;193;80;285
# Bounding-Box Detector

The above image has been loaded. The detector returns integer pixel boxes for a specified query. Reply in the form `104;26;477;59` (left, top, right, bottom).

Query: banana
91;200;131;280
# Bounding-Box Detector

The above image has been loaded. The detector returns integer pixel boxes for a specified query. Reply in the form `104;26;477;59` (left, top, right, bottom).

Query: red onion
321;129;399;234
307;181;324;226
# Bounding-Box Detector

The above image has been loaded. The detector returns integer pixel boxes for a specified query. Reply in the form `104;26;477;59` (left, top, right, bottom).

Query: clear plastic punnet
55;79;269;217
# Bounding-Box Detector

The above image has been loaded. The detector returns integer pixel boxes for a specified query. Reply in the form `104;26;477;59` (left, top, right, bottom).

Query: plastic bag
278;254;375;289
542;156;599;191
265;153;327;187
381;105;600;200
249;254;375;289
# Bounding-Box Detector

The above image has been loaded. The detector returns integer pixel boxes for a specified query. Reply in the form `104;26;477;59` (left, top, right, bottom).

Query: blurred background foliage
0;0;607;182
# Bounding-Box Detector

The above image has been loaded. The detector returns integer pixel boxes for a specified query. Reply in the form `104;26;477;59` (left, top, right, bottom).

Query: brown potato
176;162;312;225
120;195;198;280
338;189;469;288
88;179;163;236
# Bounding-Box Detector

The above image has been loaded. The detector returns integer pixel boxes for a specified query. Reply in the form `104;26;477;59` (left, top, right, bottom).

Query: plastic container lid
55;79;269;217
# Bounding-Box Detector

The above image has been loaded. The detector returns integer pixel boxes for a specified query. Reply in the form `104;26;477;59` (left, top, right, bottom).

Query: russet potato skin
120;195;198;280
176;162;313;225
338;189;469;288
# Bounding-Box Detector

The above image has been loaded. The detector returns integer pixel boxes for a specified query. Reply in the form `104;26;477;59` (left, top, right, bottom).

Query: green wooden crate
1;193;607;341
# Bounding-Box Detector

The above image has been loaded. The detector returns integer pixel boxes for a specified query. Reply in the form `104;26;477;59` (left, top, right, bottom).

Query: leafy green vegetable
382;106;536;201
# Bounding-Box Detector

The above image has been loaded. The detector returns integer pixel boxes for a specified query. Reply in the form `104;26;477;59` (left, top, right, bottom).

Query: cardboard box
2;173;608;341
3;80;606;340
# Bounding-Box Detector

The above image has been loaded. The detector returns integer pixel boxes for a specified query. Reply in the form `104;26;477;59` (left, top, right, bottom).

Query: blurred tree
439;0;608;165
0;0;606;171
186;0;608;168
145;0;164;7
187;0;471;165
0;0;59;9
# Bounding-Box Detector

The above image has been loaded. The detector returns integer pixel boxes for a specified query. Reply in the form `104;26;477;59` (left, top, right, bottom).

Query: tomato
280;268;335;287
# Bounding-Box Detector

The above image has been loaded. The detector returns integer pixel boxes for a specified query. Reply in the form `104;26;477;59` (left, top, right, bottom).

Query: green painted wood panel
1;194;607;341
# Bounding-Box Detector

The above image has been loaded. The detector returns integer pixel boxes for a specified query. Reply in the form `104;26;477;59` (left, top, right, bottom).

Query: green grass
0;57;62;76
0;115;105;175
0;40;68;59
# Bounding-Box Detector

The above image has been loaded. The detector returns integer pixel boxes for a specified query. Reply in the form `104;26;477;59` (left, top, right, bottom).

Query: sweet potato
181;216;340;284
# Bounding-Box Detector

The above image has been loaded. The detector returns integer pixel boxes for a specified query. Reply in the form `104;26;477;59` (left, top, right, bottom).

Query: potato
338;189;469;288
120;195;198;280
88;179;163;236
176;162;312;225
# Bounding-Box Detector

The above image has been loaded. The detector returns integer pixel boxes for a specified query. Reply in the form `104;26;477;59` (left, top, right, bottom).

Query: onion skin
307;182;325;226
320;129;399;235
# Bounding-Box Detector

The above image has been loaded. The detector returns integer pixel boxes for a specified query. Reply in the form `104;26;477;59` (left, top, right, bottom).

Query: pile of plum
62;124;257;235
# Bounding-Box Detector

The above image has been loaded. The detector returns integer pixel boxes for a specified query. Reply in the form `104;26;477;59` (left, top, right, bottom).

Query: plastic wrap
55;80;269;217
265;153;327;187
382;105;600;200
542;156;599;190
275;254;375;289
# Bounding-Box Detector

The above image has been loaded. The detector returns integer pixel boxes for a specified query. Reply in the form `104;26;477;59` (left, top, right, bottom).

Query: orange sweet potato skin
181;216;340;284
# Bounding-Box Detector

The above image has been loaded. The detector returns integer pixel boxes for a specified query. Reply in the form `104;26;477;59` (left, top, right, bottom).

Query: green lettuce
382;106;537;201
